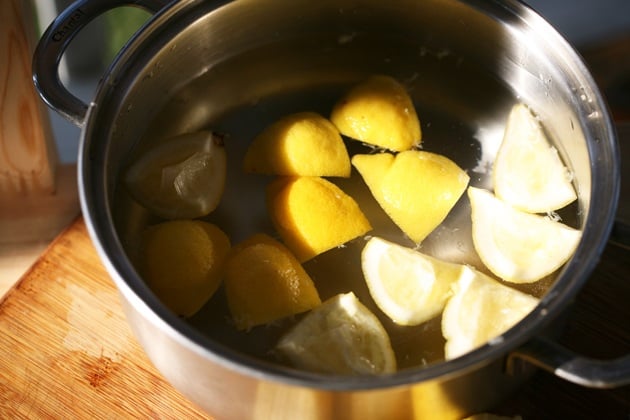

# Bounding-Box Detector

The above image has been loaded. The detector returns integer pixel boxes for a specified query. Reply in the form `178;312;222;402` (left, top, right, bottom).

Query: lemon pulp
442;266;539;360
493;104;577;213
276;292;396;375
468;187;581;284
125;131;226;219
361;236;462;325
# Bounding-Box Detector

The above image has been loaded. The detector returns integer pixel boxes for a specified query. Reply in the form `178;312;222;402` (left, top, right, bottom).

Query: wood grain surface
0;218;209;419
0;217;627;419
0;0;57;196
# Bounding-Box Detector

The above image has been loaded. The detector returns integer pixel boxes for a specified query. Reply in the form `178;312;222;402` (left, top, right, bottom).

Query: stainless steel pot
33;0;629;418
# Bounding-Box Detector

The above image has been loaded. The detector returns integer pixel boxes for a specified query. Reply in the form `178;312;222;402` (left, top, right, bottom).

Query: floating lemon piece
353;150;469;243
442;266;539;360
125;131;226;219
493;104;577;213
267;176;372;262
468;187;582;284
139;220;230;317
244;112;351;177
276;292;396;375
361;237;462;325
224;234;321;330
330;75;421;151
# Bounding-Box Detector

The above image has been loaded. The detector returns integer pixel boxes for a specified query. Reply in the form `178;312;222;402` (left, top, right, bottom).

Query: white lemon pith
442;266;539;360
361;237;462;325
125;131;226;219
493;104;577;213
468;187;582;284
275;292;397;375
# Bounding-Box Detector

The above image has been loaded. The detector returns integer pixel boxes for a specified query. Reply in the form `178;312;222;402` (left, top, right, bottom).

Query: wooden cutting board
0;218;210;418
0;217;628;418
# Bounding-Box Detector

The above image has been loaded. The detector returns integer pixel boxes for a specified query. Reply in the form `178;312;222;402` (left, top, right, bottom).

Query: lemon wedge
139;220;231;317
243;112;351;177
275;292;396;375
224;234;321;330
330;75;421;152
125;131;226;219
266;176;372;262
352;150;469;243
493;104;577;213
361;237;462;325
468;187;581;283
442;266;539;360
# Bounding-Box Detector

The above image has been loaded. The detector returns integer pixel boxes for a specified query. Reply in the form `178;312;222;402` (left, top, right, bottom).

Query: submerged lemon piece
139;220;231;317
353;150;469;243
125;131;227;219
267;176;372;262
468;187;582;284
330;75;421;151
493;104;577;213
244;112;351;177
361;237;462;325
442;266;539;360
224;234;321;330
276;292;396;375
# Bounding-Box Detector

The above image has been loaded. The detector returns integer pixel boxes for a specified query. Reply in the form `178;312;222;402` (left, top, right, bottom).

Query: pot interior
82;0;616;379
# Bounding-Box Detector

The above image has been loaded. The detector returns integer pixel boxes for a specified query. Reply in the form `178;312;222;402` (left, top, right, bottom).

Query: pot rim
77;0;620;391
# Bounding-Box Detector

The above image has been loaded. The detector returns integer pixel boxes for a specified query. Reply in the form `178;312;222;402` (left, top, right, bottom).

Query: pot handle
508;336;630;388
507;122;630;389
610;122;630;249
32;0;172;127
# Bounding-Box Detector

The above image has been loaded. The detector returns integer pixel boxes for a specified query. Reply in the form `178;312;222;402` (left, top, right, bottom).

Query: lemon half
442;266;539;360
361;237;462;325
276;292;396;375
468;187;581;283
493;104;577;213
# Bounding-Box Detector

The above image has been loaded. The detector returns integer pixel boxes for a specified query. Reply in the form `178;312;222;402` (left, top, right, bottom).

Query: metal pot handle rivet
32;0;171;127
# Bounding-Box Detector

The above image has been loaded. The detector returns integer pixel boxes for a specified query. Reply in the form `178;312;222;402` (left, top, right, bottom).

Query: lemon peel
267;176;372;262
353;150;469;243
243;112;350;177
330;75;421;152
224;234;321;330
139;220;230;317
